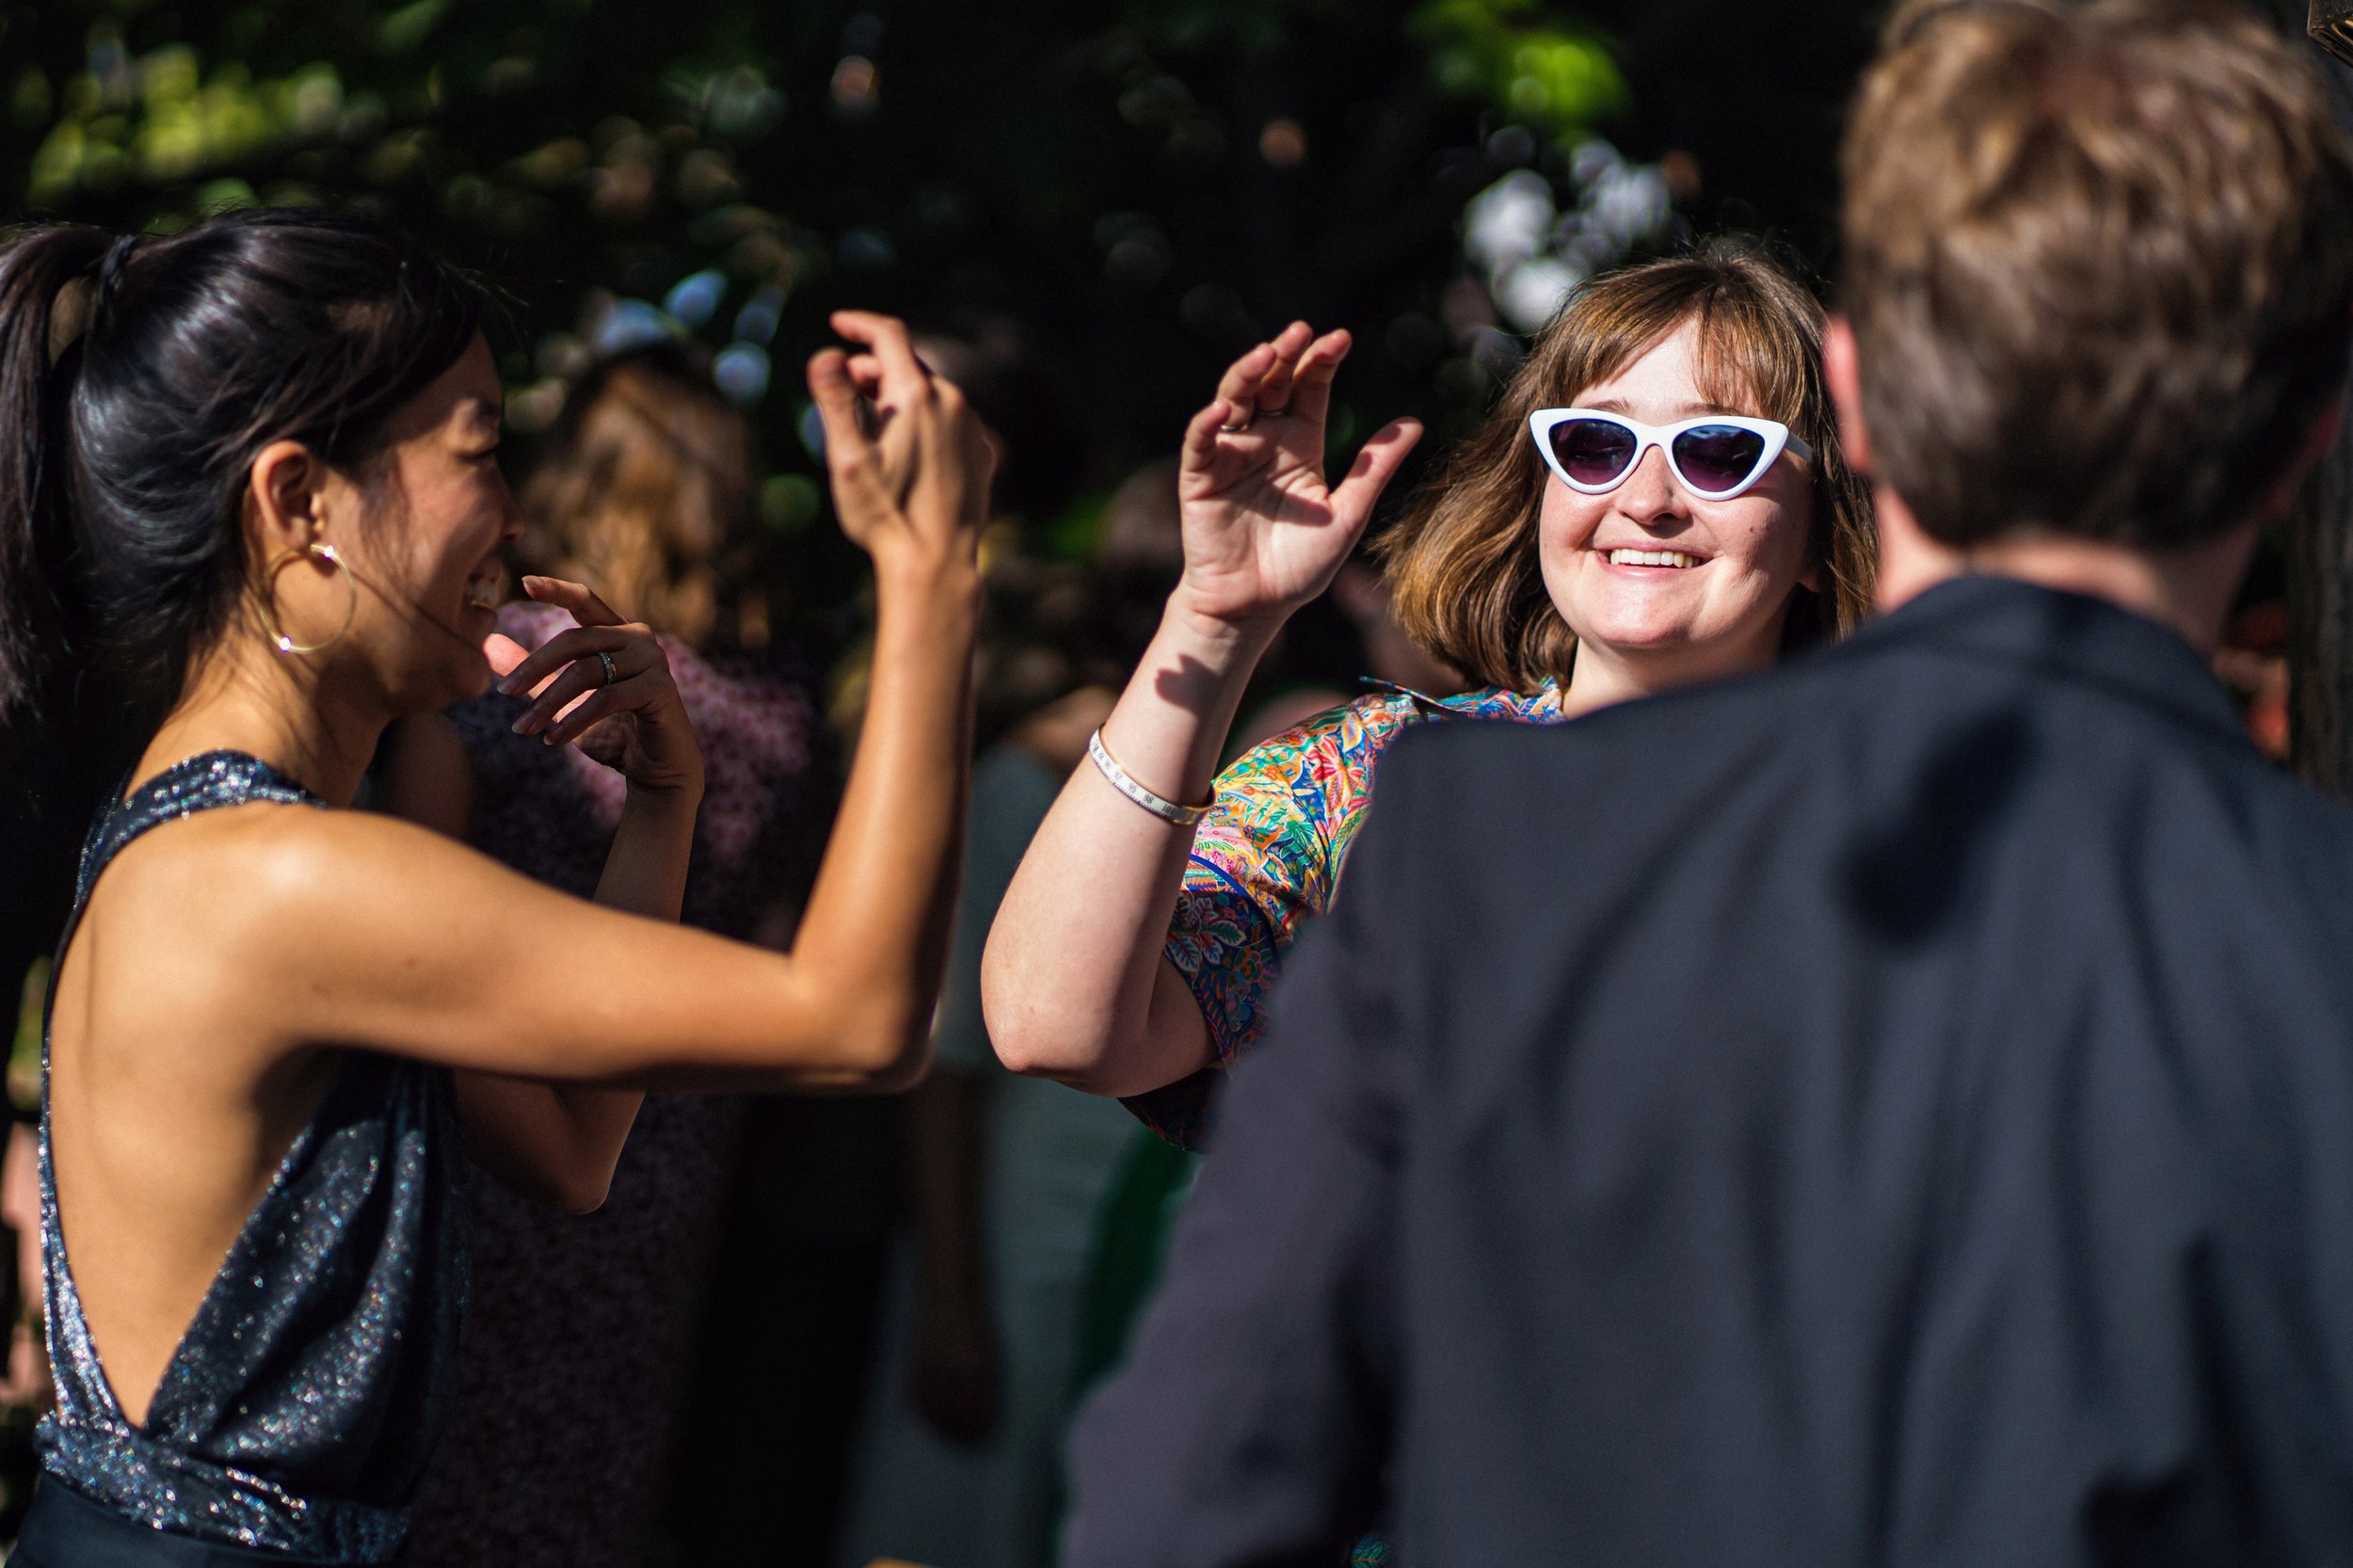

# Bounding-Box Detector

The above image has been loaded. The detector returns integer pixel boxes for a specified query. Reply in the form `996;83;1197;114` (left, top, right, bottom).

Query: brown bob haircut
1380;240;1876;696
1843;0;2353;549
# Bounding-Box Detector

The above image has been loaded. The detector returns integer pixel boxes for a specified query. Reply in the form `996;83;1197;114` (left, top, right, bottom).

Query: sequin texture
38;752;471;1562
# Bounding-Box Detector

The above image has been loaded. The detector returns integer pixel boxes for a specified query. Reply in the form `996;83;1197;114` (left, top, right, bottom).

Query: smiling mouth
1606;548;1702;569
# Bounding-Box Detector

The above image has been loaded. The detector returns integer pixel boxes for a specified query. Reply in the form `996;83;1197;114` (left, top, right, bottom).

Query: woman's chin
1574;614;1703;654
461;600;501;641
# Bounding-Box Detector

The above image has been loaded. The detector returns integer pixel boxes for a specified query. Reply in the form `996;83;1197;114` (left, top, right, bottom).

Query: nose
1613;443;1688;529
495;474;526;545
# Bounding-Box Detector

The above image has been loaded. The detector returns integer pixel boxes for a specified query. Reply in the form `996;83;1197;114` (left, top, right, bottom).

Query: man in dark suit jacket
1063;5;2353;1565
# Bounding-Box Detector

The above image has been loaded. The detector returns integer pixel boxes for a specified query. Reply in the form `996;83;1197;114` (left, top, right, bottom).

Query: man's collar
1846;575;2249;745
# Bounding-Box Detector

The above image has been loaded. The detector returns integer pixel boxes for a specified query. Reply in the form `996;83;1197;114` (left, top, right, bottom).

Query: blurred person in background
831;344;1180;1568
832;556;1142;1568
380;343;831;1568
985;241;1877;1153
0;198;990;1566
666;318;1096;1567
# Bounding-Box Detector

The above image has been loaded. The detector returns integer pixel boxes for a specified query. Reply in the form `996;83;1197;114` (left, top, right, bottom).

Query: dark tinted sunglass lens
1673;424;1767;492
1551;420;1638;486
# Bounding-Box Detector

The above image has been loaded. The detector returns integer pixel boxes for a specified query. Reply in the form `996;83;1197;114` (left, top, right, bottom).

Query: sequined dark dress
17;753;470;1567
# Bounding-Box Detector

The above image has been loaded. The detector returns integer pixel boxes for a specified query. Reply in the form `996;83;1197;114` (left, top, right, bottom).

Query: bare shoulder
85;803;511;986
97;799;453;907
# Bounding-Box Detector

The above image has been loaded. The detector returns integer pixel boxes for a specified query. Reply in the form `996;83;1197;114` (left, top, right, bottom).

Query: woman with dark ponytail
0;207;992;1566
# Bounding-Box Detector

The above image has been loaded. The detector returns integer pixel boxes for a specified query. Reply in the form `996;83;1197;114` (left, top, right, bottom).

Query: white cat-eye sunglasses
1529;408;1813;502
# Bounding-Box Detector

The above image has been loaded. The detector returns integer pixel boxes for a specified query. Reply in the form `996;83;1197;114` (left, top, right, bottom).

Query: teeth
464;579;500;609
1608;549;1699;568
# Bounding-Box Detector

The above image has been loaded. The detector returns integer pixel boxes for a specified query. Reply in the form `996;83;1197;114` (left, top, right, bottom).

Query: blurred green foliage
0;0;1871;628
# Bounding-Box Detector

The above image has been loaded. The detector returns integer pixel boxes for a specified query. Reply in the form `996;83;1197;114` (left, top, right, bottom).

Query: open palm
1174;322;1422;630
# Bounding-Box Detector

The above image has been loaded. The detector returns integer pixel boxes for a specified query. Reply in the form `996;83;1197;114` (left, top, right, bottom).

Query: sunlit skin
339;336;523;711
983;315;1823;1100
1540;319;1818;716
45;311;990;1428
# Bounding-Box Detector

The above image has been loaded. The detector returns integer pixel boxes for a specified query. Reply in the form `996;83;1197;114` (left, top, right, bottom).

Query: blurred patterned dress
403;600;828;1568
1123;681;1565;1149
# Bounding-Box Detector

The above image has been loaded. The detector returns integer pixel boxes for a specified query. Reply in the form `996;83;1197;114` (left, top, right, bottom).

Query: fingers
1180;398;1243;476
482;632;529;681
829;311;929;403
1252;321;1315;419
1284;329;1354;428
510;642;640;737
1328;418;1425;532
520;575;622;628
513;637;666;740
540;669;665;747
1213;342;1279;426
496;624;638;707
808;348;888;515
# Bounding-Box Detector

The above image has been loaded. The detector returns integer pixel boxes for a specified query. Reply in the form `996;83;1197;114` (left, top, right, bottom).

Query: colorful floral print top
1122;679;1567;1148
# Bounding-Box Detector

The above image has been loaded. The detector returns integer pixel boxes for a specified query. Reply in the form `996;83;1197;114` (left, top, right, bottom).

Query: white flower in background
1464;169;1556;278
1496;256;1588;336
1464;138;1677;334
1587;161;1673;250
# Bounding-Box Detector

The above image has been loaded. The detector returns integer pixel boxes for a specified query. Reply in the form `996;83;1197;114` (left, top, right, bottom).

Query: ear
245;440;329;558
1822;316;1873;479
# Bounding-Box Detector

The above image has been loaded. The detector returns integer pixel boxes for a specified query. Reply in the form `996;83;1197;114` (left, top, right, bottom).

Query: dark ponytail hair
0;207;484;754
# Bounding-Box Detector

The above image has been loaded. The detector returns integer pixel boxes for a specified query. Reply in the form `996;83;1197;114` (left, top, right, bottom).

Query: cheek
1537;485;1604;568
1708;498;1811;583
407;476;502;575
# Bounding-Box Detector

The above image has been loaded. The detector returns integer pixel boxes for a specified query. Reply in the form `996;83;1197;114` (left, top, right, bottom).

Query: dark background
0;0;1882;602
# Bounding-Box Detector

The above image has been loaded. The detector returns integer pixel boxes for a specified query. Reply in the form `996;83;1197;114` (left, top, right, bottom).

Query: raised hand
1172;322;1422;632
492;577;704;798
808;311;995;575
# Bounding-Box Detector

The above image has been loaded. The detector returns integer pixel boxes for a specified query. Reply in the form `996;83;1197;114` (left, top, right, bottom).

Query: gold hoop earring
256;543;358;656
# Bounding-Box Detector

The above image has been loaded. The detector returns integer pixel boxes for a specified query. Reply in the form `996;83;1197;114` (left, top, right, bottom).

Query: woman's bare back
45;800;344;1426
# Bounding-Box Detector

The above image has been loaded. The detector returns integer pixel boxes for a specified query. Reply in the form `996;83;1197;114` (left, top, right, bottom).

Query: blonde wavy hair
519;345;752;648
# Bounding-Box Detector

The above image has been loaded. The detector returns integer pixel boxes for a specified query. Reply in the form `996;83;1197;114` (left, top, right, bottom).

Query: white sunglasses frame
1528;408;1814;502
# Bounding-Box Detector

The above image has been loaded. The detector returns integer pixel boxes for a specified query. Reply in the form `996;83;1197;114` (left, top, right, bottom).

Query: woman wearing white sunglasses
984;239;1876;1149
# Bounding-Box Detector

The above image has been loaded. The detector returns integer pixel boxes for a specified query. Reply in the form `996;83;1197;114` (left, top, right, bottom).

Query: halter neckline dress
20;751;470;1567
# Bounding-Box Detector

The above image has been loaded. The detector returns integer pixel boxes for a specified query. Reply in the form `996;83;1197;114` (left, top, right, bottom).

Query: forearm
984;600;1271;1090
789;553;983;1080
595;780;701;922
523;786;700;1194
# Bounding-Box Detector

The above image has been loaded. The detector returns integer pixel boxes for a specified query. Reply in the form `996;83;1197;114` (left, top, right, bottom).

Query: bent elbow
863;1040;934;1096
827;1000;935;1093
985;1013;1080;1080
978;938;1061;1078
520;1163;614;1217
553;1173;614;1217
